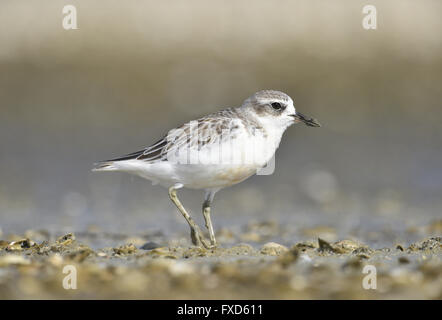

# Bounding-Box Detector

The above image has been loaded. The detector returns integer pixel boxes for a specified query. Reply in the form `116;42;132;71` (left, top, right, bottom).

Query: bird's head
242;90;321;130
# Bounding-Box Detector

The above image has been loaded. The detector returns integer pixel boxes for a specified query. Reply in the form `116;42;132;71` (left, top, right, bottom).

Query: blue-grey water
0;1;441;249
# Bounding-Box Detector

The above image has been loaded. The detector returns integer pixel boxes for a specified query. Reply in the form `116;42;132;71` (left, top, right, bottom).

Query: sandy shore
0;220;441;299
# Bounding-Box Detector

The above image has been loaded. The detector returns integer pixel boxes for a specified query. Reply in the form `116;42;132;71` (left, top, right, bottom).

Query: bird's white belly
169;133;278;189
118;130;281;190
172;163;259;189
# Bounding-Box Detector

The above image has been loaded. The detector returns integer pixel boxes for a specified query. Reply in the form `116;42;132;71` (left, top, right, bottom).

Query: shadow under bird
93;90;321;248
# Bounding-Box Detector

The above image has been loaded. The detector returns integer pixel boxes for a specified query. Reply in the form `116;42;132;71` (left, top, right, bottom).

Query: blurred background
0;0;441;247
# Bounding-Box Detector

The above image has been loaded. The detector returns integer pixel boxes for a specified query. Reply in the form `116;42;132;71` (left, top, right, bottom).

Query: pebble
260;242;289;256
113;243;137;255
140;241;161;250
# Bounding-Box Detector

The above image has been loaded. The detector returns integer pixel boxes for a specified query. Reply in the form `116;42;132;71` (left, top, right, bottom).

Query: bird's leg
202;201;216;247
202;191;217;247
168;186;210;248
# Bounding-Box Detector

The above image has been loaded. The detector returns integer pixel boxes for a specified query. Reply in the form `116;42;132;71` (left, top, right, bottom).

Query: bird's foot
190;231;218;249
190;229;212;249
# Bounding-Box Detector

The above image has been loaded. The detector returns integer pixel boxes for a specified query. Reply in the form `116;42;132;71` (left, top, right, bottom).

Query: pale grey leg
202;190;217;247
168;186;210;248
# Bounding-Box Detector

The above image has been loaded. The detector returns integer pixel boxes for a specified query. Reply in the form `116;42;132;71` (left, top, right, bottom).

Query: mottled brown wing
101;108;242;164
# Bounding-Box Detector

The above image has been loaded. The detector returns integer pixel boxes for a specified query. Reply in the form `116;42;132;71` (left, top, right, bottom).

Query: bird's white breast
167;123;283;189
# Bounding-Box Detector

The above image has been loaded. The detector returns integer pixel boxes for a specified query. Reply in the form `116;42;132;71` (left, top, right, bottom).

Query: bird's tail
92;148;147;172
92;161;118;172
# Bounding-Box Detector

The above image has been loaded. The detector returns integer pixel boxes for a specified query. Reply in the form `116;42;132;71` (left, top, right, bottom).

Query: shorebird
93;90;320;248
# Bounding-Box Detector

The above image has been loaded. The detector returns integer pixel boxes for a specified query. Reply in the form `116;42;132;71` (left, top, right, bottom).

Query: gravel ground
0;220;440;299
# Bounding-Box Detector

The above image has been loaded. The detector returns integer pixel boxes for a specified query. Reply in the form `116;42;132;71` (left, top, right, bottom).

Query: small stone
113;243;137;255
140;241;161;250
294;241;318;252
318;238;339;253
229;243;255;255
6;238;35;251
333;240;364;254
260;242;289;256
148;247;177;259
124;237;147;247
352;246;374;256
398;256;410;264
318;238;369;255
56;233;76;246
408;237;441;252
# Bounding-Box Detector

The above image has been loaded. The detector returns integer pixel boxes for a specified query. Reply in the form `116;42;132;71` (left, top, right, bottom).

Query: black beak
291;112;321;127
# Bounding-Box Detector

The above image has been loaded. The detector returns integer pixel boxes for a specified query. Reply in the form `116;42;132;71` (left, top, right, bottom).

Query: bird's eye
271;102;283;110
